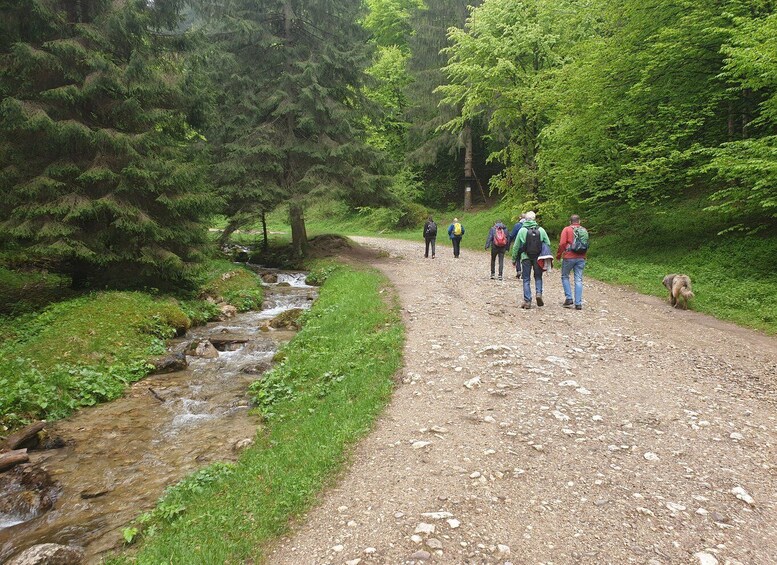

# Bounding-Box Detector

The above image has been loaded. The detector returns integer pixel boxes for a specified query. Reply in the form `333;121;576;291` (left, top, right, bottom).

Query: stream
0;271;316;563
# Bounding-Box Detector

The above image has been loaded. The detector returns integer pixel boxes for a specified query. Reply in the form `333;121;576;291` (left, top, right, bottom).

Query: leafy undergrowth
0;266;72;317
0;261;264;431
113;262;403;563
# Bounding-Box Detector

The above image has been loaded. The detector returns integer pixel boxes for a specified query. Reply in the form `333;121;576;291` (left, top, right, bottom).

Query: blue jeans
561;258;586;306
521;258;543;302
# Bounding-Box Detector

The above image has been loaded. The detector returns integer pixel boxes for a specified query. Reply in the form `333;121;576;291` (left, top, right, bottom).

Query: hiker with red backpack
556;214;589;310
485;220;510;280
511;211;551;309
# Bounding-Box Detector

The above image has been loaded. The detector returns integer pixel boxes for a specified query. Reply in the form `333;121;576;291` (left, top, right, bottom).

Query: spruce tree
196;0;387;255
0;0;212;288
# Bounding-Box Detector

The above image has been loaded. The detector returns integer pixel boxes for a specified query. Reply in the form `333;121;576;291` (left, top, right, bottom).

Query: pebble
411;535;422;543
421;512;453;519
644;452;660;461
364;547;376;554
497;544;511;555
463;376;481;389
470;472;482;479
447;518;461;529
412;441;432;449
333;545;344;552
730;432;744;441
483;416;496;424
346;560;361;565
636;507;655;517
666;502;686;513
410;550;431;561
694;552;719;565
426;538;443;550
415;523;435;534
731;486;755;505
592;415;603;422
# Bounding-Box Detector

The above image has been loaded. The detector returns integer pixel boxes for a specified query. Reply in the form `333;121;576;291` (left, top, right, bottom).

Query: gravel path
269;236;777;565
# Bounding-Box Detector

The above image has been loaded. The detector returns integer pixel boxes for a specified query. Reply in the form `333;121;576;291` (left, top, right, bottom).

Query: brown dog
662;274;694;309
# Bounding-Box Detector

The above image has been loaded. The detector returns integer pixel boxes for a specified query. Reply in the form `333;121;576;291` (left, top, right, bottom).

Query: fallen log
0;449;29;472
3;421;46;451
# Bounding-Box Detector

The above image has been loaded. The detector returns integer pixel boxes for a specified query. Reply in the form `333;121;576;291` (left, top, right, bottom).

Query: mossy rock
269;309;304;330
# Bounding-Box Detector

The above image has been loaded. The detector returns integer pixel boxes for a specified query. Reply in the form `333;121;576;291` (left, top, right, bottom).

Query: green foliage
198;260;264;312
120;264;403;562
0;0;213;289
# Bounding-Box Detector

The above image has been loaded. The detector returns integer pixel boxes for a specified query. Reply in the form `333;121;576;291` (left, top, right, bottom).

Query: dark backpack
568;226;589;253
524;227;542;258
493;226;507;247
425;221;437;237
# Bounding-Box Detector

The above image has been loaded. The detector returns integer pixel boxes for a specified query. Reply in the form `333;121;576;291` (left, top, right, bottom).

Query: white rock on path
447;518;460;529
644;452;660;462
420;511;453;519
412;441;432;449
731;485;755;505
463;376;481;389
694;551;719;565
414;523;435;534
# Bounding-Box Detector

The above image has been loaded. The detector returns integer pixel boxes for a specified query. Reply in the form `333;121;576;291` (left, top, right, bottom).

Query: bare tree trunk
728;101;735;141
289;202;308;257
463;124;473;210
261;210;269;251
218;221;240;247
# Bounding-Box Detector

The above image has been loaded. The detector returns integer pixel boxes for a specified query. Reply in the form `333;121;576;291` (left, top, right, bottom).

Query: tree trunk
218;221;240;246
69;259;89;290
463;124;473;210
289;202;308;257
261;210;269;250
0;449;29;472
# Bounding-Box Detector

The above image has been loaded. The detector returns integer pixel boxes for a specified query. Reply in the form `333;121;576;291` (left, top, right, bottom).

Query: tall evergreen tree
196;0;388;255
0;0;212;288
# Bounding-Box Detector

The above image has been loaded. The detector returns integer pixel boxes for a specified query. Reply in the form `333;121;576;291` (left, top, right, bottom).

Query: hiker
447;218;465;258
423;215;437;258
511;211;551;309
556;214;589;310
508;213;526;278
485;219;510;280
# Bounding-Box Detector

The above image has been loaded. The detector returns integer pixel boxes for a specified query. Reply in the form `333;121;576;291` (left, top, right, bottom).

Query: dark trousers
490;246;506;276
451;236;462;257
424;237;436;257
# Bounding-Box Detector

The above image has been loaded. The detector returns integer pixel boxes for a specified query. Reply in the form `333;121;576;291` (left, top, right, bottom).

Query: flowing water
0;272;316;563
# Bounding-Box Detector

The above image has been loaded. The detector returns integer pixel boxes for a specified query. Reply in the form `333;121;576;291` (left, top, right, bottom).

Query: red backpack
494;226;507;247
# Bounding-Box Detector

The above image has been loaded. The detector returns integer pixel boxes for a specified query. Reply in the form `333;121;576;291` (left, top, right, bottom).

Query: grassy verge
114;262;403;563
0;261;263;432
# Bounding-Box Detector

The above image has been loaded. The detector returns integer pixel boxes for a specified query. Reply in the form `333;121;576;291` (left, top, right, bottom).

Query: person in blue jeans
510;211;551;309
556;214;587;310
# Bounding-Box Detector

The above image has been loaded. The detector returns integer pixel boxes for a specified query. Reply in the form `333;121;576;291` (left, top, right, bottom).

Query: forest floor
268;237;777;565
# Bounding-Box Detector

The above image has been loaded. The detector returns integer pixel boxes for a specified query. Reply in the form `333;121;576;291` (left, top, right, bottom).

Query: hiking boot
498;275;503;281
536;295;544;307
521;301;532;309
490;274;495;280
562;299;574;308
575;304;582;310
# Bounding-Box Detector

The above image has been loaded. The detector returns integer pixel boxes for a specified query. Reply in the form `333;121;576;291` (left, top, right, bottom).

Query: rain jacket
511;220;551;263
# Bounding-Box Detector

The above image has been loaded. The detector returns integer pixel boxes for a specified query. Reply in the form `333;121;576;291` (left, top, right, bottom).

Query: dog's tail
679;286;694;301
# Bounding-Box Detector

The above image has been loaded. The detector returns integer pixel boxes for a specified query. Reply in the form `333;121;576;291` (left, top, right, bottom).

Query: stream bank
0;270;316;563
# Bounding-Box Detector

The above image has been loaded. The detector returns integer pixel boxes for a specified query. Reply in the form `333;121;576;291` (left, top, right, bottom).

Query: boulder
218;303;238;321
261;273;278;284
6;544;84;565
149;352;187;374
269;308;304;330
0;465;58;524
240;361;272;375
208;333;250;351
186;340;219;359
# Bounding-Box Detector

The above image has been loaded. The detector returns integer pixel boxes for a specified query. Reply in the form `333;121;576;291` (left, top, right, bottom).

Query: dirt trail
269;237;777;565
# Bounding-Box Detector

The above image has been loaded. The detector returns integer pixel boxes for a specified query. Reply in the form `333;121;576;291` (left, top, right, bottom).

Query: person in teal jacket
510;211;551;308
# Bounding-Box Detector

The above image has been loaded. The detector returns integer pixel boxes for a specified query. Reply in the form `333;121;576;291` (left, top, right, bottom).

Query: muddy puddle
0;271;316;563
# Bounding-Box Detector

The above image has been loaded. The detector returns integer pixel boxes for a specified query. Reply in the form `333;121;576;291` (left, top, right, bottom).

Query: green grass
114;262;403;563
0;261;264;431
0;266;72;316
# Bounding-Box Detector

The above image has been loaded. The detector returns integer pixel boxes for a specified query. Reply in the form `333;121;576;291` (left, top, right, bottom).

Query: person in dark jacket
508;213;526;278
422;215;437;258
485;220;510;280
447;218;465;258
